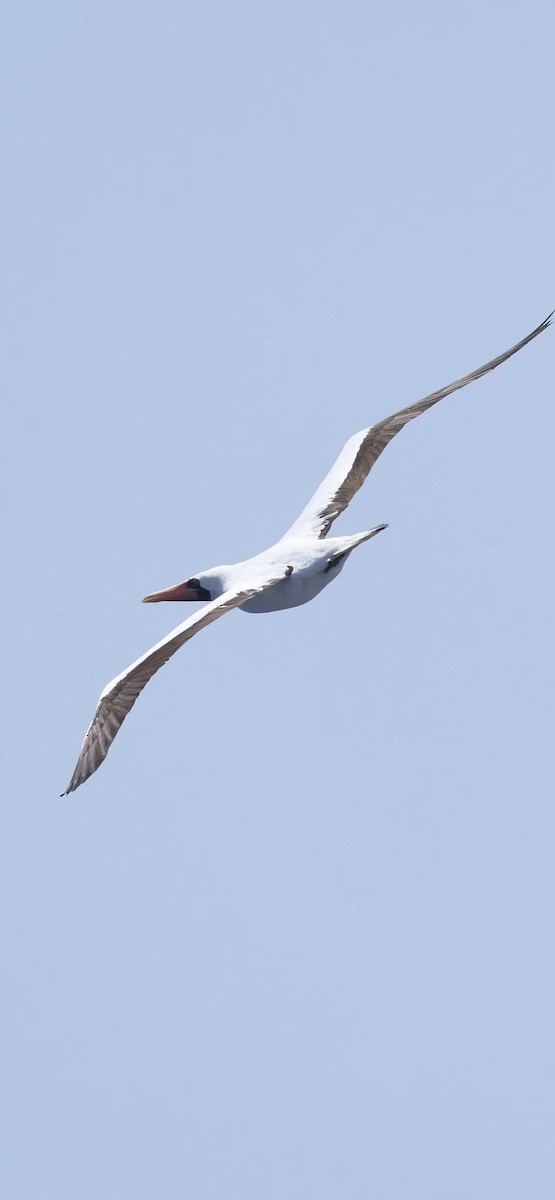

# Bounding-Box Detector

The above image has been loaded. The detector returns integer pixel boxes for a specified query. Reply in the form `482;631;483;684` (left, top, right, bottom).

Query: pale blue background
2;2;554;1196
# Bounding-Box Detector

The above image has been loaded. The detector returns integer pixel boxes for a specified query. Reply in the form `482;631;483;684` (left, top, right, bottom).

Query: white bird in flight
63;314;552;794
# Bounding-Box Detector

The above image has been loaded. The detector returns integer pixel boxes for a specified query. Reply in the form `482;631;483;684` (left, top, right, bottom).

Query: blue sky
2;2;554;1196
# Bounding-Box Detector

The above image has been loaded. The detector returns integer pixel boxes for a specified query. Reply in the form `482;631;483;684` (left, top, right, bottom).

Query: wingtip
537;310;554;333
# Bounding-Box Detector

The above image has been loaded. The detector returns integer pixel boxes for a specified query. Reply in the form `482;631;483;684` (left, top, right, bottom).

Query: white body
202;531;383;614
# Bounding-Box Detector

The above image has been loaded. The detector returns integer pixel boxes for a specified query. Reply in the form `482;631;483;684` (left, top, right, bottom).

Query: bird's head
142;566;229;604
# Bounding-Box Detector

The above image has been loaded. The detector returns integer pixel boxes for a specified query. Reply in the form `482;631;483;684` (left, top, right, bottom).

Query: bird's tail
339;524;389;551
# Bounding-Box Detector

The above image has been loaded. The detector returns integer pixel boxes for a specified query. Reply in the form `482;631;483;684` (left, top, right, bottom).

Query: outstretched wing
286;313;552;539
62;567;292;795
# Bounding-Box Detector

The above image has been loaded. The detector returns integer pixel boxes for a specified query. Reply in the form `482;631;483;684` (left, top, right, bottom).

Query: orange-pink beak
142;581;210;603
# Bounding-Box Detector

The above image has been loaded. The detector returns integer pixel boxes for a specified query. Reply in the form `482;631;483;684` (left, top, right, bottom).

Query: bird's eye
188;577;200;589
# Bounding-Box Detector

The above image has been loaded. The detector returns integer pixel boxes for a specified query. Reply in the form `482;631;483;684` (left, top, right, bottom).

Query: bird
63;313;552;794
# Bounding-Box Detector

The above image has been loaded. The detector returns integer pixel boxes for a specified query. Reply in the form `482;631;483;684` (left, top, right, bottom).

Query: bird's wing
62;566;292;795
286;313;552;539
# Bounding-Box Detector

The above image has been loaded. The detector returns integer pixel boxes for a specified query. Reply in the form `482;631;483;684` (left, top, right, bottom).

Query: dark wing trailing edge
62;567;292;795
286;312;553;539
